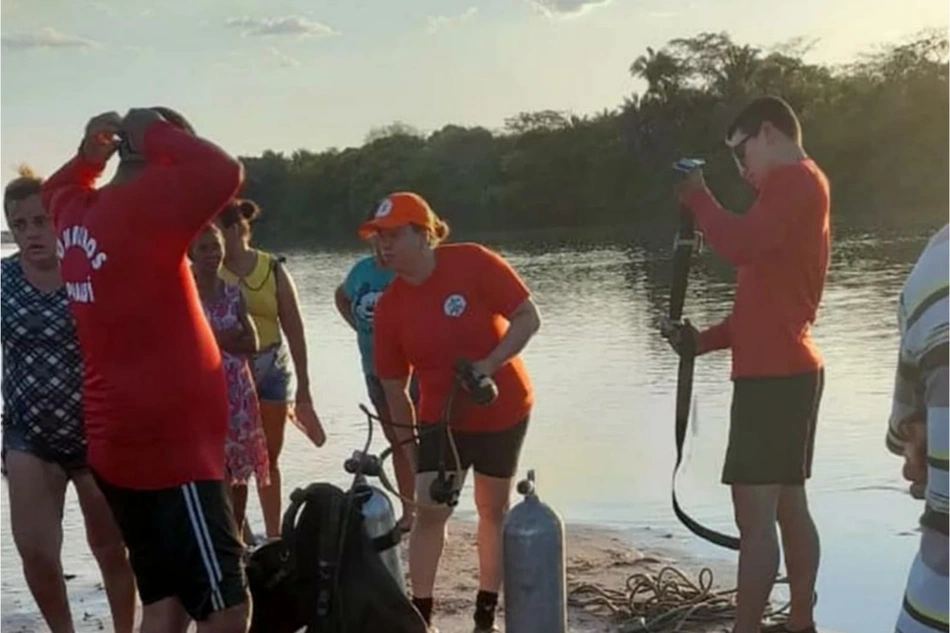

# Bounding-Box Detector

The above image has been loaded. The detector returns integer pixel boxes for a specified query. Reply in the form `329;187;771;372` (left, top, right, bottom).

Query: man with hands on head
662;96;830;633
42;107;251;633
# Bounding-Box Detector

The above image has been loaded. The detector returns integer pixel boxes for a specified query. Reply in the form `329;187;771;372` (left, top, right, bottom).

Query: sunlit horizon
2;0;946;186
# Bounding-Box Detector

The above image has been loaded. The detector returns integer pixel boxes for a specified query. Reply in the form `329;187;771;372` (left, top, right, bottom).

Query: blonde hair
425;218;451;247
4;164;43;214
15;164;37;179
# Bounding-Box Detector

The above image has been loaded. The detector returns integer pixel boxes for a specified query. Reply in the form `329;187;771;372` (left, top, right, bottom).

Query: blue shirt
342;255;396;376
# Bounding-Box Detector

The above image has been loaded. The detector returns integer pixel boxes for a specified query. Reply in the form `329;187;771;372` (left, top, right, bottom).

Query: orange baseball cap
358;192;440;240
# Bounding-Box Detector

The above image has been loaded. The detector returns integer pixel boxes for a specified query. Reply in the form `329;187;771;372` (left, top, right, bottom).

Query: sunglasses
731;135;751;165
726;125;761;170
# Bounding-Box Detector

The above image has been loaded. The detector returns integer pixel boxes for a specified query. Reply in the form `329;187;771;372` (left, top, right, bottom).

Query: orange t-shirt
373;243;534;433
686;159;831;379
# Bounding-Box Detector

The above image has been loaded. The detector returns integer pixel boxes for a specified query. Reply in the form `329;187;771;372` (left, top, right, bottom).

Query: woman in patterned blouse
190;223;270;541
1;168;136;633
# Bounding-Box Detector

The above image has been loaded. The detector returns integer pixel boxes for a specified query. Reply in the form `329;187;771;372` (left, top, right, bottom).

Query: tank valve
516;469;536;497
503;466;567;633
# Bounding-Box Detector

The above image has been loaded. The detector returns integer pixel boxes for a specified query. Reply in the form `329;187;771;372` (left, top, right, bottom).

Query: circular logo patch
443;294;467;318
375;198;393;218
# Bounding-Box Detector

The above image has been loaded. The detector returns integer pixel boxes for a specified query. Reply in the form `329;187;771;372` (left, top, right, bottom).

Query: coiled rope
568;565;791;633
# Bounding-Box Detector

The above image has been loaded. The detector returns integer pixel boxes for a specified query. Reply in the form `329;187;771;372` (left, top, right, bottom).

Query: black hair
150;106;196;135
190;221;223;250
4;166;43;215
727;96;802;144
118;107;196;162
219;199;262;228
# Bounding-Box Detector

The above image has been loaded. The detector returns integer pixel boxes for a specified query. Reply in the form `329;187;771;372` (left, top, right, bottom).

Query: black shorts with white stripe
94;474;247;620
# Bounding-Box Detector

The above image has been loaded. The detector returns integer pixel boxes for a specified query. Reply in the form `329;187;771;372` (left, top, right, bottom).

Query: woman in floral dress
190;223;270;540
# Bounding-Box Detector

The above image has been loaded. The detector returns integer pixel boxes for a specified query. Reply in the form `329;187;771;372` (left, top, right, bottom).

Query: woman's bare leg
257;402;290;538
379;409;416;529
230;484;249;540
6;450;74;633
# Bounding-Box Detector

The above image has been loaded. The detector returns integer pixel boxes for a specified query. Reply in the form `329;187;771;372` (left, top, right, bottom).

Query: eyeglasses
726;125;760;171
731;135;751;165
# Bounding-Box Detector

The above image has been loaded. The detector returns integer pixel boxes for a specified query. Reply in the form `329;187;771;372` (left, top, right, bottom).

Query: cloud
427;7;478;34
269;47;300;67
225;15;336;37
528;0;613;18
1;28;98;51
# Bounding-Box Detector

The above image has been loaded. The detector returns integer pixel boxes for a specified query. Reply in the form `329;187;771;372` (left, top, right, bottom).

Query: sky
1;0;947;181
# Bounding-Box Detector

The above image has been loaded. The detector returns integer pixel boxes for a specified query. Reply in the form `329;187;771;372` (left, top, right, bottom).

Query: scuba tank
502;469;567;633
344;452;407;593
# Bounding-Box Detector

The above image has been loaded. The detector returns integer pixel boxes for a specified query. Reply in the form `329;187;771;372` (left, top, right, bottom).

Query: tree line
237;30;948;247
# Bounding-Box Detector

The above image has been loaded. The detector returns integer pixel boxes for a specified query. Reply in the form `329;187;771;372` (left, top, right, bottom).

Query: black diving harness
667;188;741;552
267;361;495;633
344;358;498;510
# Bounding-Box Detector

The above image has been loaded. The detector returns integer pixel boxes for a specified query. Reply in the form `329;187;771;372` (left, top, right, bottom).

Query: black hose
330;396;377;633
352;377;466;509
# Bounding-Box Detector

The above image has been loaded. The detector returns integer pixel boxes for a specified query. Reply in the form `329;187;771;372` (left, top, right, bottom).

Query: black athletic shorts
94;474;248;620
722;369;824;486
417;418;529;479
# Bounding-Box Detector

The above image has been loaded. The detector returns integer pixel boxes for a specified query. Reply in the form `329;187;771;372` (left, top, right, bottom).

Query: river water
0;224;941;632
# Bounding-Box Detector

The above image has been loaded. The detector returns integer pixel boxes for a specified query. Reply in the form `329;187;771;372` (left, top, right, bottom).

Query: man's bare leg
732;484;782;633
776;485;820;631
74;472;138;633
139;597;189;633
196;598;251;633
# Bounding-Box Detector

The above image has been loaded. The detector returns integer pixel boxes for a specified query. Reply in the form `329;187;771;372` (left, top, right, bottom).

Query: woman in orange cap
365;192;542;633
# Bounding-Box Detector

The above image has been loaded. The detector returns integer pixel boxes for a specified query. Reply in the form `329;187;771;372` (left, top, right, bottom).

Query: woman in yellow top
218;199;326;538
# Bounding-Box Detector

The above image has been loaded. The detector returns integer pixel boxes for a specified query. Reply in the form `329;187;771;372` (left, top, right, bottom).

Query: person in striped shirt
887;224;948;633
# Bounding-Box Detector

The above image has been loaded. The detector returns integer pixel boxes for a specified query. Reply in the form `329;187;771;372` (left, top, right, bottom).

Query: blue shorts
365;374;419;419
250;344;296;403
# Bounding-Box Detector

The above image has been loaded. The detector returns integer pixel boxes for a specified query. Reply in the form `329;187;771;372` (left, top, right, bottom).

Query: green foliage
240;31;949;247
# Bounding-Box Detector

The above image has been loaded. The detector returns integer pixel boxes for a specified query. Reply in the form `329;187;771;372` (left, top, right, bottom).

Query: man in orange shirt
362;192;542;633
665;96;830;633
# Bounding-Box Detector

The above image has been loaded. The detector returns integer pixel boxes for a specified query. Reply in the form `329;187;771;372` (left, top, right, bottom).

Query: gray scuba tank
352;472;406;593
502;469;567;633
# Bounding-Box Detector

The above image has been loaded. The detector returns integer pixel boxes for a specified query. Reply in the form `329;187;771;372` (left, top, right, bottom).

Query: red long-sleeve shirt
685;159;830;379
42;120;243;489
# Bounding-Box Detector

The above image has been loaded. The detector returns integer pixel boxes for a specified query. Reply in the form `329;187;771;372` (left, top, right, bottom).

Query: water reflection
0;226;939;632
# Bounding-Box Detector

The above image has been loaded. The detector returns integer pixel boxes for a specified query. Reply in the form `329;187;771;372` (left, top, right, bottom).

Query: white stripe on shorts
181;483;226;611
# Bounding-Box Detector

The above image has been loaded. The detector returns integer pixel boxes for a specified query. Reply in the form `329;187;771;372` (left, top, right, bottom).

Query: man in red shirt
666;97;830;633
42;108;249;633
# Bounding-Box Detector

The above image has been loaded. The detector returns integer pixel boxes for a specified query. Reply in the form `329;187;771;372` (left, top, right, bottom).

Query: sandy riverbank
426;520;739;633
1;519;742;633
